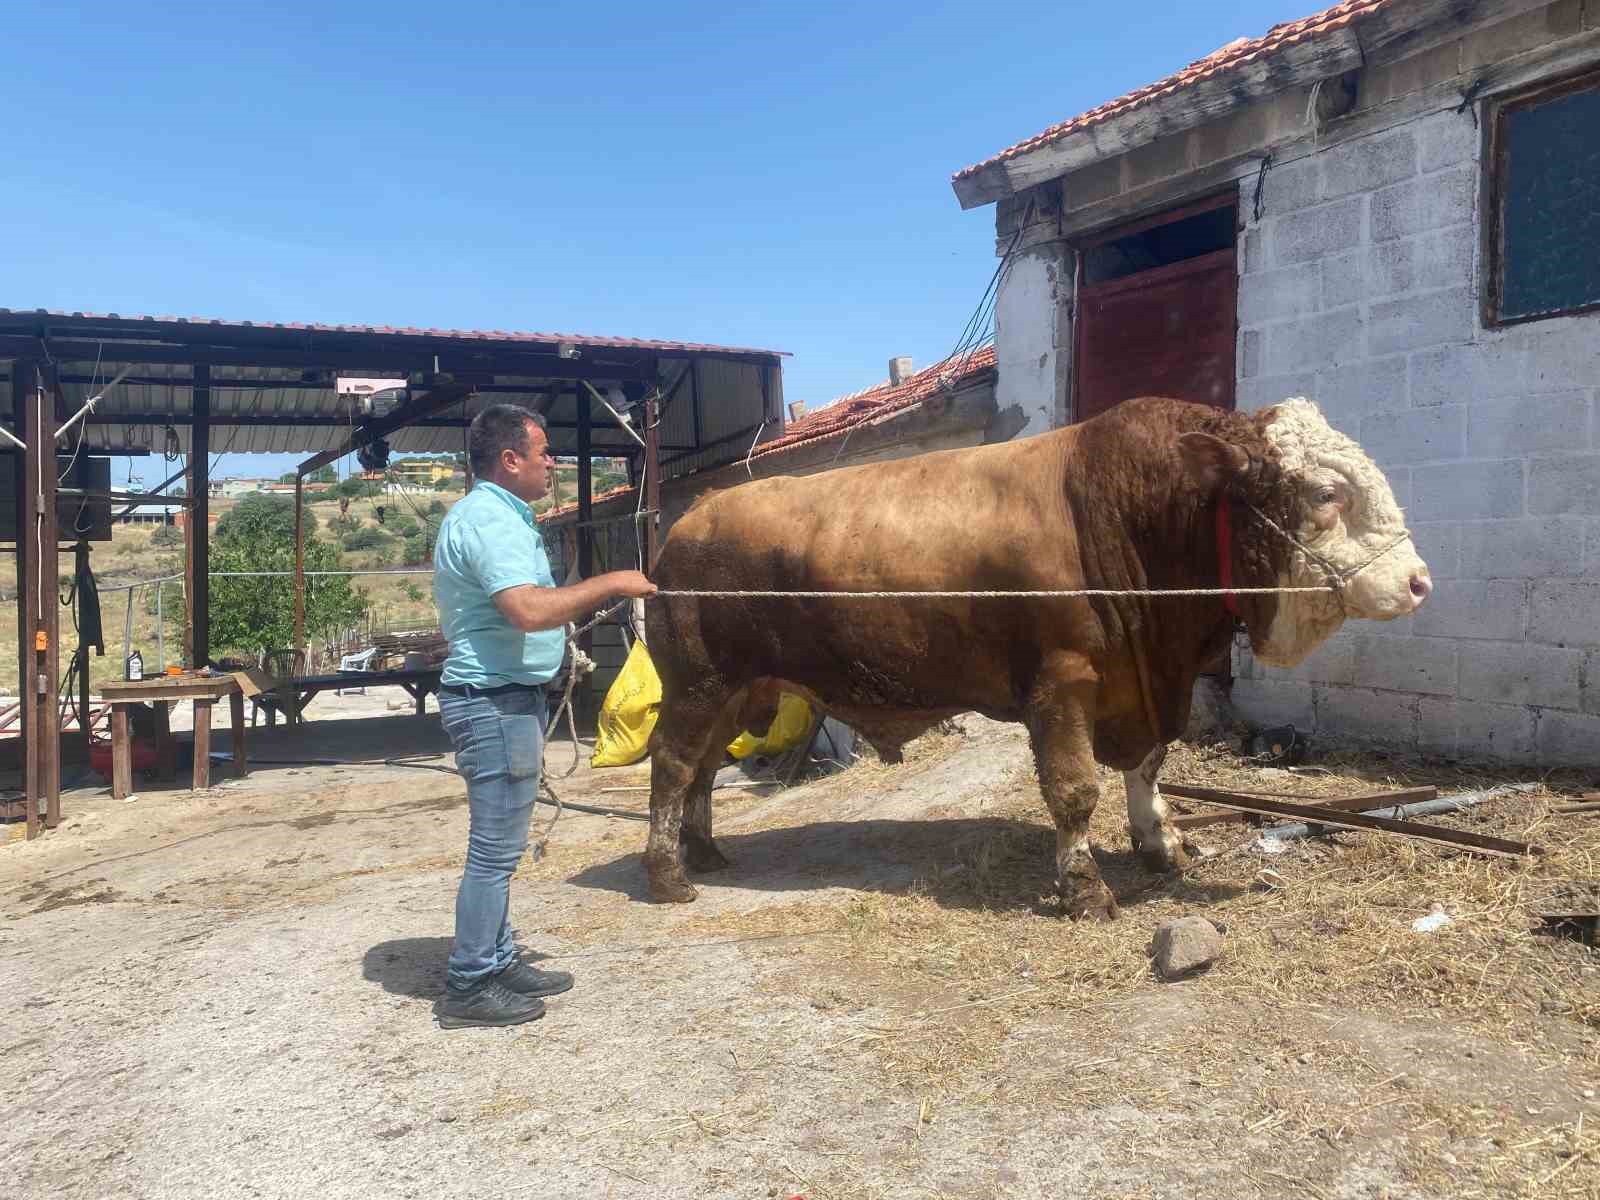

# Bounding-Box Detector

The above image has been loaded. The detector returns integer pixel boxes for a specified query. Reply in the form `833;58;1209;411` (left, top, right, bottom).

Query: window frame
1482;64;1600;329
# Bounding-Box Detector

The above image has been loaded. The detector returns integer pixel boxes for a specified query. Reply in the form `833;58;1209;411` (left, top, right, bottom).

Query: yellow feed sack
589;639;662;767
725;691;814;760
590;641;815;768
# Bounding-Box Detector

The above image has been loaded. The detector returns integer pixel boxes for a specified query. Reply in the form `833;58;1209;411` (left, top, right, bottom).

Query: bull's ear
1177;433;1250;492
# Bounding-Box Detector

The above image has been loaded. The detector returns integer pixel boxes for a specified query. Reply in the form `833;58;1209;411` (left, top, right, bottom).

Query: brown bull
642;396;1431;918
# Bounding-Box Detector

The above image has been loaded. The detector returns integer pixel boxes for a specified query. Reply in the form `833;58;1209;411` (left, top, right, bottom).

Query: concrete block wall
1232;106;1600;767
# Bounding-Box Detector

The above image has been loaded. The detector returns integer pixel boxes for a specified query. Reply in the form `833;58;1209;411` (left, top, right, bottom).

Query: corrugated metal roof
0;307;787;360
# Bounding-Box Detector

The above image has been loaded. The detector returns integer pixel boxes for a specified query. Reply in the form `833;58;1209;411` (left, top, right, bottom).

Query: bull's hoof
1061;882;1120;921
647;872;699;904
1137;839;1195;875
680;834;731;874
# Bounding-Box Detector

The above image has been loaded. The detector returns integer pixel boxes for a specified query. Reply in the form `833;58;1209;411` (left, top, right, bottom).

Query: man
432;403;656;1029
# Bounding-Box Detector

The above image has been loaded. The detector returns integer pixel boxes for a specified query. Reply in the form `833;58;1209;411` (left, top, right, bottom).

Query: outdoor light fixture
558;342;580;360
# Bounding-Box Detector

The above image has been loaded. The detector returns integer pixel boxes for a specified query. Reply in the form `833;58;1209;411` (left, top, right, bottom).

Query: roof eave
952;23;1367;210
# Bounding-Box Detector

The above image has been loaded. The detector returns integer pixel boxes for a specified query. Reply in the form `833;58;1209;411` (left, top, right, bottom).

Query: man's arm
492;571;657;633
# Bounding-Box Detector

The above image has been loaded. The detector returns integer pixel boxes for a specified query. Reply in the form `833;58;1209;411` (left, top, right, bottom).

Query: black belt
439;681;548;699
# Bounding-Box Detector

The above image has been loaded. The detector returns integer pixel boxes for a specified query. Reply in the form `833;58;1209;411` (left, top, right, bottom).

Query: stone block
1413;224;1476;291
1260;158;1323;219
1458;641;1583;709
1371;167;1474;242
1529;579;1600;646
1240;226;1267;274
1410;341;1529;407
1418;110;1479;173
1231;678;1314;730
1240;329;1263;380
1589;520;1600;576
1352;634;1458;695
1314;685;1418;747
1535;710;1600;768
1413;578;1528;640
1417;696;1459;757
1460;518;1587;579
1152;916;1225;980
1456;700;1538;764
1265;309;1365;374
1321;129;1417;199
1524;322;1600;393
1284;634;1356;684
1529;454;1600;517
1238;373;1317;414
1368;287;1475;356
1317;356;1409;422
1586;650;1600;715
1388;467;1413;510
1361;404;1466;466
1413;460;1524;521
1468;392;1589;458
1271;197;1364;266
1460;1;1584;72
1410;522;1461;579
1321;251;1366;309
1363;42;1463;108
1239;262;1322;325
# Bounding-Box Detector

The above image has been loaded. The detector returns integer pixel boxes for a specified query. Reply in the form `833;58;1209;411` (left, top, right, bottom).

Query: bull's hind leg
680;747;731;873
644;685;737;902
1025;653;1118;921
1124;745;1198;873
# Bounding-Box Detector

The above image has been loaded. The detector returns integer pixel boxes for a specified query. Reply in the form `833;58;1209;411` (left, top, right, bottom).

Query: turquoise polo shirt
433;480;565;687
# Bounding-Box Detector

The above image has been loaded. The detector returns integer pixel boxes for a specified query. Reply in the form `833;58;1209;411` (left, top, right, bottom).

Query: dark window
1487;68;1600;324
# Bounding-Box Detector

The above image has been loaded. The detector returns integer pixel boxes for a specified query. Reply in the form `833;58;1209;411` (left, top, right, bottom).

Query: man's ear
1177;432;1250;492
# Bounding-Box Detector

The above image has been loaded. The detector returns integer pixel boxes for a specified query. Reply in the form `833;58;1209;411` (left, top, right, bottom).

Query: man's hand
492;570;658;633
610;570;658;600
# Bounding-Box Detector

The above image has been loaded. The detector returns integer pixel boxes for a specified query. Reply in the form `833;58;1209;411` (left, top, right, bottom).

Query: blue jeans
439;687;548;992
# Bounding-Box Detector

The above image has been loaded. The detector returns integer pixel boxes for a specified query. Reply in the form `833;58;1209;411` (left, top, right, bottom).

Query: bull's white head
1181;397;1431;668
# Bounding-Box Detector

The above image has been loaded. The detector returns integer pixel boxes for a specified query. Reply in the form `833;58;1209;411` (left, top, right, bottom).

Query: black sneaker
437;976;546;1029
497;958;574;999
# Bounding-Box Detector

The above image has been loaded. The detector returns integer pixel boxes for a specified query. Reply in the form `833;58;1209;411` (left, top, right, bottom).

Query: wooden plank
643;381;662;570
229;691;247;779
192;700;212;791
189;361;210;667
293;475;305;654
11;359;34;837
21;361;63;831
110;705;133;801
1169;783;1438;829
1171;791;1540;859
101;676;241;700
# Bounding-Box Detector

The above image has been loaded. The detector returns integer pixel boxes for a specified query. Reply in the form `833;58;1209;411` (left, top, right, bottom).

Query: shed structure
0;308;785;835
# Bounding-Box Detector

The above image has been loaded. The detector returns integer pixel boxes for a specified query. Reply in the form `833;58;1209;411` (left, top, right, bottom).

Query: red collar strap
1216;500;1240;619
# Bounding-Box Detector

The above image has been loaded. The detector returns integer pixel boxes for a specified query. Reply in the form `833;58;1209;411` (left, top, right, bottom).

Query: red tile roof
0;307;786;360
536;346;997;524
953;0;1392;182
750;345;996;464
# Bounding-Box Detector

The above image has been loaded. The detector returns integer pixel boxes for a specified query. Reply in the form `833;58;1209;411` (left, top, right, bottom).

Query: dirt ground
2;705;1597;1200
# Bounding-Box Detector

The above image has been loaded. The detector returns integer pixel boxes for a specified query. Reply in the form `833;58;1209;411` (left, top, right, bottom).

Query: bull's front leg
1025;653;1118;921
1123;744;1199;873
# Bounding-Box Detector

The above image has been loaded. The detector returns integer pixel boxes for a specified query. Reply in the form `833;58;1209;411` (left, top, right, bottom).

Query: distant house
951;0;1600;765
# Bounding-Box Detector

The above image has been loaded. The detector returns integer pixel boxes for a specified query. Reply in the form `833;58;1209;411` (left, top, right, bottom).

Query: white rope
650;585;1334;600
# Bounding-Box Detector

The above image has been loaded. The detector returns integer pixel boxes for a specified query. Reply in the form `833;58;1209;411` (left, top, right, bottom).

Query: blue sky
3;0;1312;487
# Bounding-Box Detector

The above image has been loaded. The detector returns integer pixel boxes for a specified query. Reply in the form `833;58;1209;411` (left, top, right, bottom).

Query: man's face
501;420;554;504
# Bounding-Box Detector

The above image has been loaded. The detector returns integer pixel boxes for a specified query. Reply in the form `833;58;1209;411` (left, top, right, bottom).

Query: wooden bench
250;667;443;727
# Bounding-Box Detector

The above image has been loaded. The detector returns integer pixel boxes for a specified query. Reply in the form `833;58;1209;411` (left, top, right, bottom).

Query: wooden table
251;667;442;727
99;675;247;798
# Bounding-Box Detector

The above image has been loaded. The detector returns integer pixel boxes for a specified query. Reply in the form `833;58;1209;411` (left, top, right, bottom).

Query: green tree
341;526;390;552
215;493;318;545
426;499;446;517
403;526;437;565
208;532;366;656
391;515;420;539
307;466;337;484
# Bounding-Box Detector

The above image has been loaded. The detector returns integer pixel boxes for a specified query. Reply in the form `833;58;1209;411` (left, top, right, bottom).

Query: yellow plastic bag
590;639;662;768
727;691;814;760
590;640;816;767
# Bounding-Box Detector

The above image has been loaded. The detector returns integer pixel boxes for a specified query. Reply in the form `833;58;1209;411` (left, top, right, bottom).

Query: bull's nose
1409;572;1432;605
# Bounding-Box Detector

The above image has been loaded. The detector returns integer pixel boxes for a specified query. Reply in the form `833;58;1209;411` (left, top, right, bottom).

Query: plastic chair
336;647;378;695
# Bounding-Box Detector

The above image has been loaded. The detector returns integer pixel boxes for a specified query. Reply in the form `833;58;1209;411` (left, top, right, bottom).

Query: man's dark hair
468;405;547;476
